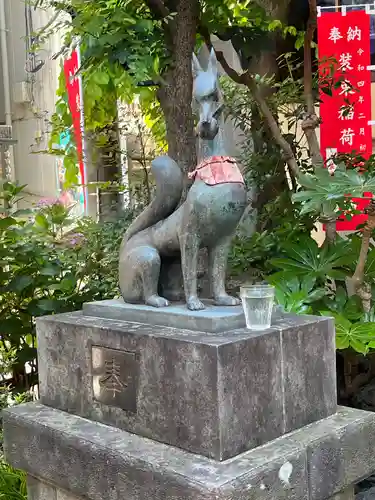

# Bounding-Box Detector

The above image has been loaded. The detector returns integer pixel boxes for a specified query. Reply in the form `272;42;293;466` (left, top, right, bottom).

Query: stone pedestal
330;488;355;500
34;306;336;460
3;300;375;499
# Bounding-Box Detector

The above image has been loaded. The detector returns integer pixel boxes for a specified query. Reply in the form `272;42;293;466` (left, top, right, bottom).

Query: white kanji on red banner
318;9;373;230
329;26;343;43
347;26;362;41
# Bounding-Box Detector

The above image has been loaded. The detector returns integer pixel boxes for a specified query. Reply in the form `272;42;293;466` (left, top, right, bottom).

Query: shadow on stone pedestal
3;301;375;500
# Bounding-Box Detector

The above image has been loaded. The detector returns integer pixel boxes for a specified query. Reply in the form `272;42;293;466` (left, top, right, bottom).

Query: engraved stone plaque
92;346;137;412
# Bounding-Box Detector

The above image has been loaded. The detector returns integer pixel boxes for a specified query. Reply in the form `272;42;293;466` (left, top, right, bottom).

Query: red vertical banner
63;48;87;211
318;10;372;230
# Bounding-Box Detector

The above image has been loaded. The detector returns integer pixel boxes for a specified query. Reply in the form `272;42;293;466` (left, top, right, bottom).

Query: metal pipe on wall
0;0;15;181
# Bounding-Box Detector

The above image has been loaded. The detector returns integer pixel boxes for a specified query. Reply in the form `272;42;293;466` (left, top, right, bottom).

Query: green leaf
344;295;363;321
0;217;17;230
335;286;348;310
270;237;351;281
93;71;110;85
60;275;77;291
268;19;282;31
365;247;375;280
12;208;33;218
89;83;103;99
350;322;375;341
0;317;25;335
320;310;352;335
304;287;327;303
7;275;33;293
35;214;49;230
36;298;62;313
336;335;350;350
295;33;305;50
350;338;368;355
40;265;61;276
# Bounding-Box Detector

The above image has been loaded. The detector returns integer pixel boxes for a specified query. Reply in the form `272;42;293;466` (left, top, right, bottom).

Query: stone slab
27;476;57;500
36;311;336;461
329;487;355;500
83;299;246;333
4;404;375;500
357;486;375;500
27;476;82;500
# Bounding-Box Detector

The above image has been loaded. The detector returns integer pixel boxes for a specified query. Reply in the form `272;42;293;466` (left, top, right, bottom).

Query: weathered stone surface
353;378;375;411
357;486;375;500
305;411;375;500
27;477;83;500
3;402;306;500
27;476;56;500
36;311;336;460
272;407;375;500
56;487;82;500
281;316;336;433
4;404;375;500
330;487;355;499
83;299;246;333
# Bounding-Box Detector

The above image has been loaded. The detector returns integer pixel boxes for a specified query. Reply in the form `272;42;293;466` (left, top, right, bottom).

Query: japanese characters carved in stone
119;49;247;310
92;346;137;412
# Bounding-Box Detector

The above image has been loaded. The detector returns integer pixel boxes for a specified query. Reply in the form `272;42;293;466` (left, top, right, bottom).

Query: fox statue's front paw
187;296;206;311
146;294;170;307
214;294;241;306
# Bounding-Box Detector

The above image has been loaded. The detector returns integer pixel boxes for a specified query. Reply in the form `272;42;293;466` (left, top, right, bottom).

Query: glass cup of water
240;284;275;330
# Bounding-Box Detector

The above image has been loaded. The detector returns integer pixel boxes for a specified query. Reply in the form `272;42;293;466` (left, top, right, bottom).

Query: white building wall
0;0;63;203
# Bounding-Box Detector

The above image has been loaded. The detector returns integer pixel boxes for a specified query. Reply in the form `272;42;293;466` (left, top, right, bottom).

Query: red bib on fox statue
188;156;244;186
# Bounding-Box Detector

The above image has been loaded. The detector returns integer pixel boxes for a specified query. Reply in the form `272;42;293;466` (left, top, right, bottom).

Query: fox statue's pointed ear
192;53;202;78
207;47;218;76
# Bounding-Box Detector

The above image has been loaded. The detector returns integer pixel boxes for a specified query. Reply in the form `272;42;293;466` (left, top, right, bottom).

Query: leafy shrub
0;182;133;390
0;462;26;500
228;206;315;279
266;235;375;354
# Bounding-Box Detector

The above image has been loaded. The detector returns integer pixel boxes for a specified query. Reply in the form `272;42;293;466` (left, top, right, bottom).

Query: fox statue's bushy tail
121;155;183;246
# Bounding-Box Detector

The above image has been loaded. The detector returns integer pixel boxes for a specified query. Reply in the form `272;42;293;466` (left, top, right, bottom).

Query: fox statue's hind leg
119;245;169;307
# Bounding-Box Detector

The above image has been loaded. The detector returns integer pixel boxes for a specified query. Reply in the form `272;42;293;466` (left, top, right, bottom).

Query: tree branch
215;49;246;85
303;0;335;242
304;0;317;115
144;0;170;18
144;0;176;31
302;0;323;168
243;73;300;179
200;25;299;178
200;26;245;85
347;201;375;310
200;24;300;180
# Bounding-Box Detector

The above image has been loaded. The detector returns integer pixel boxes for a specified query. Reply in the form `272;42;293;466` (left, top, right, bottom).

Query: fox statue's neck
197;114;227;164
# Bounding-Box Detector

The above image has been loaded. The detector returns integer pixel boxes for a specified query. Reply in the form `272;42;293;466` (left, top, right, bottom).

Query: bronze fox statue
119;49;247;310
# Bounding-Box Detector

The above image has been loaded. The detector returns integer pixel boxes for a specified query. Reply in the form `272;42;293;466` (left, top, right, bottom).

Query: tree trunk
157;0;198;196
92;123;122;221
347;199;375;312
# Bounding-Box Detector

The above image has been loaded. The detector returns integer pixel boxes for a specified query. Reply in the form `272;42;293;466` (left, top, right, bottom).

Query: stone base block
4;403;375;500
27;476;80;500
83;299;246;333
36;311;336;460
329;487;355;499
